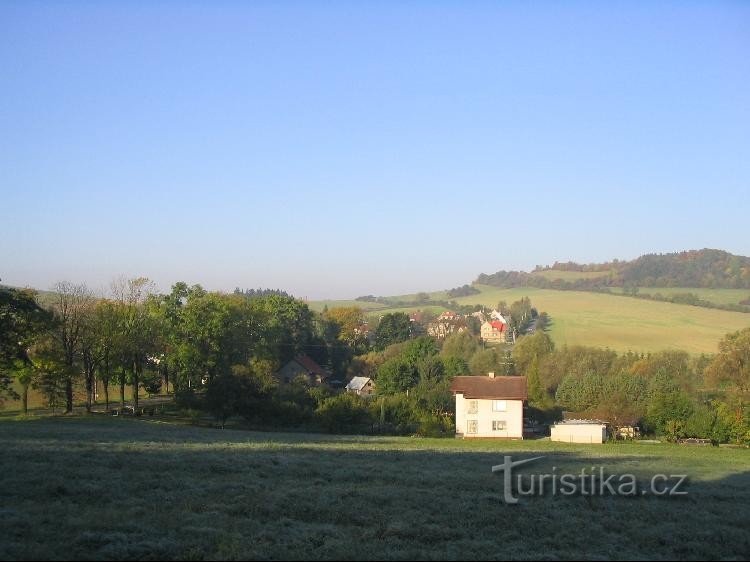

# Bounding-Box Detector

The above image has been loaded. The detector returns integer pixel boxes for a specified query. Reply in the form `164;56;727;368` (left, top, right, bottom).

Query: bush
315;393;372;433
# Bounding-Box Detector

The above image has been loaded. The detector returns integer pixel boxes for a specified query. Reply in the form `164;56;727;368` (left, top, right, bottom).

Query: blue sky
1;1;749;299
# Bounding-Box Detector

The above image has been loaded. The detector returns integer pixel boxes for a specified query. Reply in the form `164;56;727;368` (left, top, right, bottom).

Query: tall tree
111;277;158;411
0;286;52;408
374;313;412;350
50;281;94;413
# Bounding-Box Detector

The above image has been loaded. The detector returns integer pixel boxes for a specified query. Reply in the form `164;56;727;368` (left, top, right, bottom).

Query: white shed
550;420;608;444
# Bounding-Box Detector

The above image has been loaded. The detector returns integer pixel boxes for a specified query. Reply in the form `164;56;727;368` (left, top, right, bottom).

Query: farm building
277;355;330;385
450;373;527;439
346;376;375;396
550;420;608;444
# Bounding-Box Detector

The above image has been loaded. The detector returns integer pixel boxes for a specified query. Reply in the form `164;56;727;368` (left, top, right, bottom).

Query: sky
1;1;749;299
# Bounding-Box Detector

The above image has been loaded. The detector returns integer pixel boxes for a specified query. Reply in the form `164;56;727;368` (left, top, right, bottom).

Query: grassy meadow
0;417;748;560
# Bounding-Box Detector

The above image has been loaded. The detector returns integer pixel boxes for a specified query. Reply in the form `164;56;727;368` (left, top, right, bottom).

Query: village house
490;309;509;323
427;318;468;340
276;354;330;385
450;373;527;439
345;376;375;396
438;310;459;321
480;320;508;343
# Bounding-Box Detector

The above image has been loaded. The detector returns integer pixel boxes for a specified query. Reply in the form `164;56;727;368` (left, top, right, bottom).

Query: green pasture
0;417;747;560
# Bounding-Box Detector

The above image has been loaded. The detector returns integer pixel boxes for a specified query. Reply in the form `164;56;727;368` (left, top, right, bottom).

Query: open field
0;417;748;560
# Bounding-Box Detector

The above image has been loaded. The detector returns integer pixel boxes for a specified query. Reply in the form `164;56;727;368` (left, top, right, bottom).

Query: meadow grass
1;417;748;560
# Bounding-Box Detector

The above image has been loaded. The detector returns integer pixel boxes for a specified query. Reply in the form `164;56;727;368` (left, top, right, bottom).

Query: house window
492;400;507;412
492;420;507;431
467;420;478;434
467;400;478;414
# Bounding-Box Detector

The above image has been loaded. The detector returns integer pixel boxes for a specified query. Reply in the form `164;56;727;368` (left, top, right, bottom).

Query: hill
478;249;750;290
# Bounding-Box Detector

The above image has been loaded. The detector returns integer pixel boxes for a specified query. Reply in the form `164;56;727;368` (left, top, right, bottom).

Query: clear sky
1;1;749;299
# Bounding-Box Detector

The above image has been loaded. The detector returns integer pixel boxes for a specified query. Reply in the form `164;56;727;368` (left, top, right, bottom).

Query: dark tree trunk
162;364;169;395
120;370;126;410
103;378;110;412
65;377;73;413
22;383;29;416
133;359;140;411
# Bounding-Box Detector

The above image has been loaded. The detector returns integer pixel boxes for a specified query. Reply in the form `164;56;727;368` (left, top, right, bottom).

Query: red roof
450;376;527;400
490;321;506;332
295;354;327;375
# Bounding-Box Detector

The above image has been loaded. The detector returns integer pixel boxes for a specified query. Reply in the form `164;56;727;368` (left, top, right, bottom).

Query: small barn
346;376;375;396
550;420;608;444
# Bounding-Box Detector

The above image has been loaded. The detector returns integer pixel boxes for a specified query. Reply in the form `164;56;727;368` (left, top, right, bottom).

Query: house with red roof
480;319;508;343
276;354;330;385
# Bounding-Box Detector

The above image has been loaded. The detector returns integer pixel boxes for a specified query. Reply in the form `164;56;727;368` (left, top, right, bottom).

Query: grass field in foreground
1;417;748;560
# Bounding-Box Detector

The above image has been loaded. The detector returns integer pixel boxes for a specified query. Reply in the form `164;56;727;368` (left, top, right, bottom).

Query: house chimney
488;372;495;378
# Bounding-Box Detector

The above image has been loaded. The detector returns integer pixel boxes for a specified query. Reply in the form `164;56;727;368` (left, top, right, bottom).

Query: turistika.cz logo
491;456;688;504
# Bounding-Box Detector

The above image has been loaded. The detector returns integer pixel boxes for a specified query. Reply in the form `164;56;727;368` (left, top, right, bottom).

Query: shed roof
346;376;372;392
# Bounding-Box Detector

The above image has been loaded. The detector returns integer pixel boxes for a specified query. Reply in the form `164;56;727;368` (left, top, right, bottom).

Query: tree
706;327;750;397
205;373;244;428
374;313;412;350
440;331;479;363
50;281;94;413
512;331;554;375
111;277;158;411
323;306;369;352
376;357;418;394
0;286;52;408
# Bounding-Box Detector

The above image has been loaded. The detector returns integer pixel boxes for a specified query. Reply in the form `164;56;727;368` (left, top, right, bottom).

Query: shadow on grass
0;417;748;560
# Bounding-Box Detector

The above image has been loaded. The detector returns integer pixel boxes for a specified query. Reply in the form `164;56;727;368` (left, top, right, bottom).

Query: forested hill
477;249;750;290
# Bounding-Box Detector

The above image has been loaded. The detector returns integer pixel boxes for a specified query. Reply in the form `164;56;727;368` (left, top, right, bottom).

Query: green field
1;417;748;560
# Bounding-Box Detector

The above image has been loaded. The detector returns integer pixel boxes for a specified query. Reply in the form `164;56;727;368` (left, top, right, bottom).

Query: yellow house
480;320;508;343
450;373;527;439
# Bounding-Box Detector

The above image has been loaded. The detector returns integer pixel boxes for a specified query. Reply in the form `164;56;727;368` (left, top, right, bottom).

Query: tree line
478;249;750;291
2;281;747;443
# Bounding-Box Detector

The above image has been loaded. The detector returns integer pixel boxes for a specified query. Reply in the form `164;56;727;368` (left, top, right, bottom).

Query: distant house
438;310;459;321
490;310;509;324
277;355;330;385
550;420;608;444
346;376;375;396
450;373;527;439
480;320;508;343
409;311;425;323
427;319;468;340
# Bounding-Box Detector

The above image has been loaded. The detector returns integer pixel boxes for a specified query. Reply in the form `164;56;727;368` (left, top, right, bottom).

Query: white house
346;376;375;396
550;420;608;444
450;373;527;439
